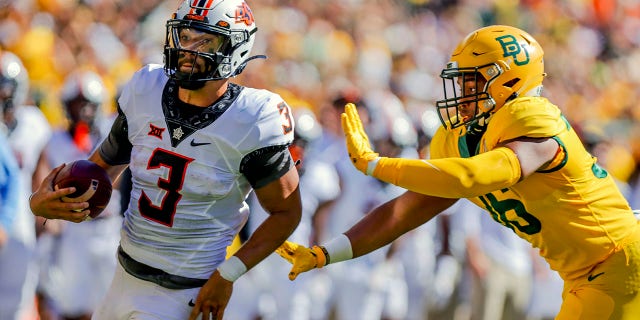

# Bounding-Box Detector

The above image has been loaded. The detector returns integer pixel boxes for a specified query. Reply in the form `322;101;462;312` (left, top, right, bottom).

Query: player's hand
276;240;327;280
188;271;232;320
29;164;90;223
341;103;379;175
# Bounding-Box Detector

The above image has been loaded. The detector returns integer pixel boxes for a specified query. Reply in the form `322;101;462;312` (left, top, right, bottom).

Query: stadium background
2;0;640;319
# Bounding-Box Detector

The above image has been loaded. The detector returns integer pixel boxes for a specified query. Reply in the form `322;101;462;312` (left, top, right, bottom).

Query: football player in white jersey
29;1;302;320
0;50;51;320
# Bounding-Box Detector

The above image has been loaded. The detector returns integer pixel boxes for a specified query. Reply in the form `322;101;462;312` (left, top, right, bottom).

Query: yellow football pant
557;225;640;319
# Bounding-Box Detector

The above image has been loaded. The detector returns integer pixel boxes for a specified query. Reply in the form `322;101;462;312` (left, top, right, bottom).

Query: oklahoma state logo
235;1;254;26
496;35;530;66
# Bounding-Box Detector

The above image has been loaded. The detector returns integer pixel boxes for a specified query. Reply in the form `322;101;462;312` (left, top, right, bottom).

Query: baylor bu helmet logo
235;1;254;26
495;35;530;66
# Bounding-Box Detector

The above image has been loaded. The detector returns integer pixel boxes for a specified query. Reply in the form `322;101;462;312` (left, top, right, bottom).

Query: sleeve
372;147;522;199
98;104;132;165
240;144;294;189
238;93;295;189
0;136;20;230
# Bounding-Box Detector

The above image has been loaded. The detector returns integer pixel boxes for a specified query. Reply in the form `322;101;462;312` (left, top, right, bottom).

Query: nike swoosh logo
190;139;211;147
588;272;605;281
188;299;195;307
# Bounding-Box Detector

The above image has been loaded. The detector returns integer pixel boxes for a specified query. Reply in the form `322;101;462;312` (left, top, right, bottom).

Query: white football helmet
60;70;106;126
163;0;261;88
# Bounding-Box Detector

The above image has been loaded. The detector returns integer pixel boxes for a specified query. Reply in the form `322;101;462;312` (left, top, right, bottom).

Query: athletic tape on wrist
323;234;353;264
217;256;247;282
311;246;327;268
319;246;330;264
366;157;380;176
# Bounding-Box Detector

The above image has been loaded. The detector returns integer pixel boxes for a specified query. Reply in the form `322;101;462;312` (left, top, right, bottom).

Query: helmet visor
170;27;227;54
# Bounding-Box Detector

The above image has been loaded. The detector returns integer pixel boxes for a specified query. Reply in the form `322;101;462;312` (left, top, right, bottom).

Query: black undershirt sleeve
240;144;293;189
98;105;133;166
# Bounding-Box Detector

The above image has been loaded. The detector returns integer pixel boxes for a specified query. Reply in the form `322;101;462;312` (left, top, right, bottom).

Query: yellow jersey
430;96;636;279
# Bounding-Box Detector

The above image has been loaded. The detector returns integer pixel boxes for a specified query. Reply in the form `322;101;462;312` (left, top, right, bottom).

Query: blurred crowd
1;0;640;319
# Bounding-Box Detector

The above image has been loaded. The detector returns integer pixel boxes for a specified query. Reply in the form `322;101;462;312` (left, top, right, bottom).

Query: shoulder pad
234;89;294;150
430;124;465;159
485;97;567;147
124;64;166;96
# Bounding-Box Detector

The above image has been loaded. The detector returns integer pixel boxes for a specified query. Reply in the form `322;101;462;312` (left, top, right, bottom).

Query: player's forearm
236;208;301;270
275;193;455;280
344;191;456;258
372;147;521;198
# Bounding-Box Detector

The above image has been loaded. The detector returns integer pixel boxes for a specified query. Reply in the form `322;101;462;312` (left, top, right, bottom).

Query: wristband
311;246;327;268
217;256;247;282
323;234;353;264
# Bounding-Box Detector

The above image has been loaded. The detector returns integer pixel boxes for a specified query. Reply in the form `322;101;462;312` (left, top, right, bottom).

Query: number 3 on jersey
138;103;292;226
139;148;194;227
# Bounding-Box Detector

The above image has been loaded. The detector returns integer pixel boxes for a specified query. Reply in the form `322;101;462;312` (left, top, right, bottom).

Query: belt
117;246;208;290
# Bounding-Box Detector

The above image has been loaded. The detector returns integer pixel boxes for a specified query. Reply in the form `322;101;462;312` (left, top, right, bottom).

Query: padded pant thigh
557;287;614;320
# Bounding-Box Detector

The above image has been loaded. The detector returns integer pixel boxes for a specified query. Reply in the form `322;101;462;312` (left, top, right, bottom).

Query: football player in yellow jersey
277;25;640;319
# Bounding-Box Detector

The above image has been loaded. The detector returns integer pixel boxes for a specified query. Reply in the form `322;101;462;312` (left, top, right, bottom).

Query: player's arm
88;152;128;187
370;136;559;198
278;191;457;280
30;106;132;222
29;164;91;222
346;191;456;257
190;145;301;320
91;105;131;183
342;103;559;198
239;167;302;269
230;144;302;272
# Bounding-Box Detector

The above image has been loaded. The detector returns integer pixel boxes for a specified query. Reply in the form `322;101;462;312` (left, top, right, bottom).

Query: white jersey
7;105;51;244
117;64;294;279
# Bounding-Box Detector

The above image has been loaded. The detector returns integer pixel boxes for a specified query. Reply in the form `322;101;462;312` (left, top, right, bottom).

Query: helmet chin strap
229;54;267;77
522;85;543;97
177;55;268;90
467;116;489;134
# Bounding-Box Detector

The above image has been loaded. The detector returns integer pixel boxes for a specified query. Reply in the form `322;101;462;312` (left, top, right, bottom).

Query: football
53;160;112;219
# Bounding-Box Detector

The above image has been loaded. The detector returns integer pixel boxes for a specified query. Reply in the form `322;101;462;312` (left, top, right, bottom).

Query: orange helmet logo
235;1;254;26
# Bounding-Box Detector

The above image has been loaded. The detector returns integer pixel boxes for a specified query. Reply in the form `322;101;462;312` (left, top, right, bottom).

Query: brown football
53;160;112;219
